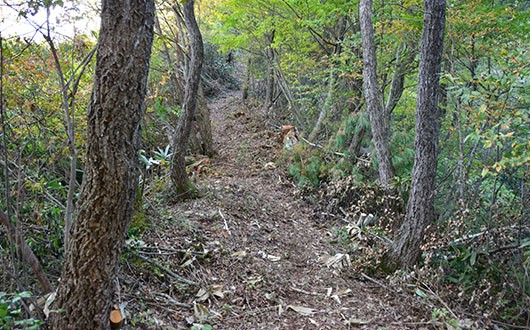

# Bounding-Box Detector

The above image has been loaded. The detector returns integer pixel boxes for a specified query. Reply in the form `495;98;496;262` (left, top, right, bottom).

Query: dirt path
126;92;419;329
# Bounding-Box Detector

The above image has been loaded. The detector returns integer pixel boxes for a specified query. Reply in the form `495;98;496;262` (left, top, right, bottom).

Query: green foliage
286;143;345;189
202;41;240;95
0;292;43;330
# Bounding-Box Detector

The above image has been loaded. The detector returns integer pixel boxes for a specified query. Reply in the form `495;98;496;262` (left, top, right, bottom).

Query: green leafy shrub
202;41;240;95
0;291;42;330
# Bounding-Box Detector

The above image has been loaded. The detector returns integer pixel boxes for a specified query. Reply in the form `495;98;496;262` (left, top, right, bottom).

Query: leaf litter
120;92;428;329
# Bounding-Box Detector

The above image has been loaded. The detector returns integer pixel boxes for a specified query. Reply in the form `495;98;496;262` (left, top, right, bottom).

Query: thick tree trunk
170;0;204;199
196;86;215;156
384;0;446;270
359;0;395;188
49;0;155;328
188;86;213;157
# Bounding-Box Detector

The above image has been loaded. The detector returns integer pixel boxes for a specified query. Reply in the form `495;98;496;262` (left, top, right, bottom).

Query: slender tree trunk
242;56;251;101
359;0;395;188
384;43;416;114
308;69;336;141
0;210;53;293
263;30;275;111
43;11;78;252
383;0;446;270
49;0;155;328
170;0;204;199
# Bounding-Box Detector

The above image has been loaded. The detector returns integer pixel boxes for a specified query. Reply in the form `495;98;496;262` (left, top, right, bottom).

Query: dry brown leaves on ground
120;92;437;330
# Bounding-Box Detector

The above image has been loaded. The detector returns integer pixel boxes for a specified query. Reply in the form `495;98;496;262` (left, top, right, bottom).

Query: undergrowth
315;175;530;328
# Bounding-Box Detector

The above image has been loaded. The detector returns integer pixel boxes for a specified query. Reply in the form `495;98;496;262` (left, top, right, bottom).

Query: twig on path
134;253;199;287
420;281;458;319
291;286;322;296
219;208;231;236
360;272;394;293
152;292;192;309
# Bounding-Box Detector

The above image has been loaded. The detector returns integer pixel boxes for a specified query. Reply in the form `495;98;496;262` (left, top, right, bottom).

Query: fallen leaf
210;284;225;298
193;303;209;323
337;288;352;297
344;317;371;326
322;253;351;269
180;257;196;268
258;250;281;262
287;305;316;316
231;250;247;259
263;162;276;169
195;288;210;302
43;291;56;318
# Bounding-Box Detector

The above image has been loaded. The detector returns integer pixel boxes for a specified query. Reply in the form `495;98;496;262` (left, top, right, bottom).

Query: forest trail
127;92;418;329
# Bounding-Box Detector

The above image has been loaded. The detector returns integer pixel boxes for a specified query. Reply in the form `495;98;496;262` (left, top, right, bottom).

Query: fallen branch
291;286;321;296
219;209;231;236
300;136;371;164
153;292;192;309
448;224;529;247
0;209;53;293
134;253;199;287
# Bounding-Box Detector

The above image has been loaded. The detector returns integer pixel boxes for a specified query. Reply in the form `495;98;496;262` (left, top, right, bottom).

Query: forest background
0;0;528;328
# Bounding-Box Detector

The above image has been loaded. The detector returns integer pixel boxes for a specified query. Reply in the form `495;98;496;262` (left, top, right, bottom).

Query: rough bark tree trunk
383;0;446;270
359;0;395;188
170;0;204;199
49;0;155;328
194;86;215;157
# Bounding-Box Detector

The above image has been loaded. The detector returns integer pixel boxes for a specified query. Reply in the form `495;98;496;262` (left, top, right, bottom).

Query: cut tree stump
109;309;123;330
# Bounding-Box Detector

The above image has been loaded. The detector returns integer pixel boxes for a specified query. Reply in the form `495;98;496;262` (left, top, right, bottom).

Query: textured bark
188;86;213;157
49;0;155;328
359;0;395;188
194;86;214;157
384;0;446;270
170;0;204;199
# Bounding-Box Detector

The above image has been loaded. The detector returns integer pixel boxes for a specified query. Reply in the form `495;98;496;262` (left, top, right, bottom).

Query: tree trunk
384;43;416;114
49;0;155;328
195;86;215;157
242;56;251;101
188;86;213;157
308;69;336;142
383;0;446;270
263;30;275;111
359;0;395;188
170;0;204;199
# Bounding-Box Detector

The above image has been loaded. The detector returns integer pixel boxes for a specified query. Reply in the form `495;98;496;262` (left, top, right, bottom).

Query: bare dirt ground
122;92;428;329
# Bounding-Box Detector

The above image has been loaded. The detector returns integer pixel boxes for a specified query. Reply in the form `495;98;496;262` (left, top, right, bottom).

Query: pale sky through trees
0;1;99;40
